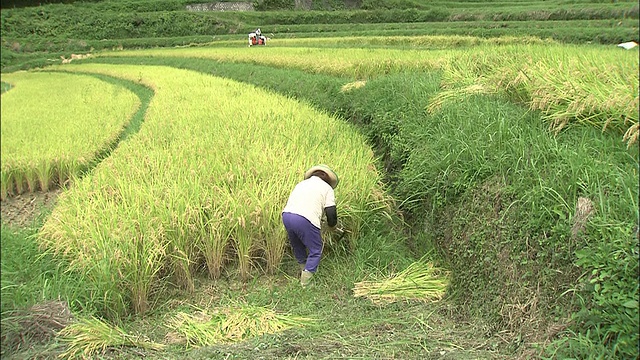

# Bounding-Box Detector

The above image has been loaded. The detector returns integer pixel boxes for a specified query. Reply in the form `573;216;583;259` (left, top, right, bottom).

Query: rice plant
437;44;639;147
196;191;235;280
39;63;386;317
35;160;54;192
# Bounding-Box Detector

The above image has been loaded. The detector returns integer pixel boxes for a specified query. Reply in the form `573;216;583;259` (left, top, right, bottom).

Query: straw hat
304;164;339;189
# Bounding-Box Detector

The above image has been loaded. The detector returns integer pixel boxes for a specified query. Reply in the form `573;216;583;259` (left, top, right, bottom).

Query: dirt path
1;190;61;228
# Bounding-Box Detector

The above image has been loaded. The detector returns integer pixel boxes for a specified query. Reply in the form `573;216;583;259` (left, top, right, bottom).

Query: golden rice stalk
426;84;491;114
623;122;639;148
198;205;234;280
341;80;367;93
57;316;165;359
353;260;449;305
168;305;313;348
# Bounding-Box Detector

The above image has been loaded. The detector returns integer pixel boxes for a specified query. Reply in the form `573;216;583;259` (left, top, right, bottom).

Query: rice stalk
57;316;165;359
24;166;38;192
250;180;287;274
167;199;198;293
623;122;639;149
36;160;53;191
0;166;12;200
197;197;234;279
124;206;168;315
341;80;367;93
353;260;449;305
426;84;491;114
233;218;253;282
13;166;26;195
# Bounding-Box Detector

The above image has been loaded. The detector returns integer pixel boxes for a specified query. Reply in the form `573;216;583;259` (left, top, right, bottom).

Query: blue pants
282;212;323;273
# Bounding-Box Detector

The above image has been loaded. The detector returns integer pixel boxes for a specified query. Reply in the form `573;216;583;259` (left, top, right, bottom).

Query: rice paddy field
1;1;638;359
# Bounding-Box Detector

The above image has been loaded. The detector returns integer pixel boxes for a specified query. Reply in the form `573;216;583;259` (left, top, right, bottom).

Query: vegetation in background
106;41;637;145
0;0;637;71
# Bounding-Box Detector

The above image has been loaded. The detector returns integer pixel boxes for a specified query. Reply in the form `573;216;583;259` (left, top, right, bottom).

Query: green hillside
1;0;638;70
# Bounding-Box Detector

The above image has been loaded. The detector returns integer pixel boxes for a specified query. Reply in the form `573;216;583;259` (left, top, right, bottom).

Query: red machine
249;33;267;46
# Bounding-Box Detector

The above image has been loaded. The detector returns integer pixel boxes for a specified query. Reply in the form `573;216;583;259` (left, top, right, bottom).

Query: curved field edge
38;63;392;318
0;71;149;199
96;41;639;147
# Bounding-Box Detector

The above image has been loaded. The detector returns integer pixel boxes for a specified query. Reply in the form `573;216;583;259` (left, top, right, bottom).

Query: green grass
0;225;92;356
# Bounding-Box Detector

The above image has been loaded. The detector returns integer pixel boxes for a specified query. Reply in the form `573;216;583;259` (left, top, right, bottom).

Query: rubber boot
300;270;313;287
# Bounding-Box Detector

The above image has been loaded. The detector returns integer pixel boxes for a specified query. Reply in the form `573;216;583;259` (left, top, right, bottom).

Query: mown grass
3;217;509;359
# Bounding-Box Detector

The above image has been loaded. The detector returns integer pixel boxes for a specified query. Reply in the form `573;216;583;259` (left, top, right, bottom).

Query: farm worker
282;165;339;286
255;28;267;44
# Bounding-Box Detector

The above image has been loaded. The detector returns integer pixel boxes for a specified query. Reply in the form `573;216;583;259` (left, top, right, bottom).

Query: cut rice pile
168;304;313;347
353;260;449;304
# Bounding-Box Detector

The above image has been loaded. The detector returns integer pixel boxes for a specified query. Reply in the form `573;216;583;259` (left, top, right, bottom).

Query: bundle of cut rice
353;260;449;304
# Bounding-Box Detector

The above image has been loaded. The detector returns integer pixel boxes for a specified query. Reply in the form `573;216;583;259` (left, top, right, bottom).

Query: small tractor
249;35;266;46
248;29;267;47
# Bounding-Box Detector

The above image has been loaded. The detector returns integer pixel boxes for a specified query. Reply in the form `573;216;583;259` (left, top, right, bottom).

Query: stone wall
186;2;254;12
294;0;312;10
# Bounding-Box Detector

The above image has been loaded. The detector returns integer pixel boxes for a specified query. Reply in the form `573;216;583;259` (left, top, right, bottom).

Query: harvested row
39;64;389;318
0;71;140;199
100;39;639;145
